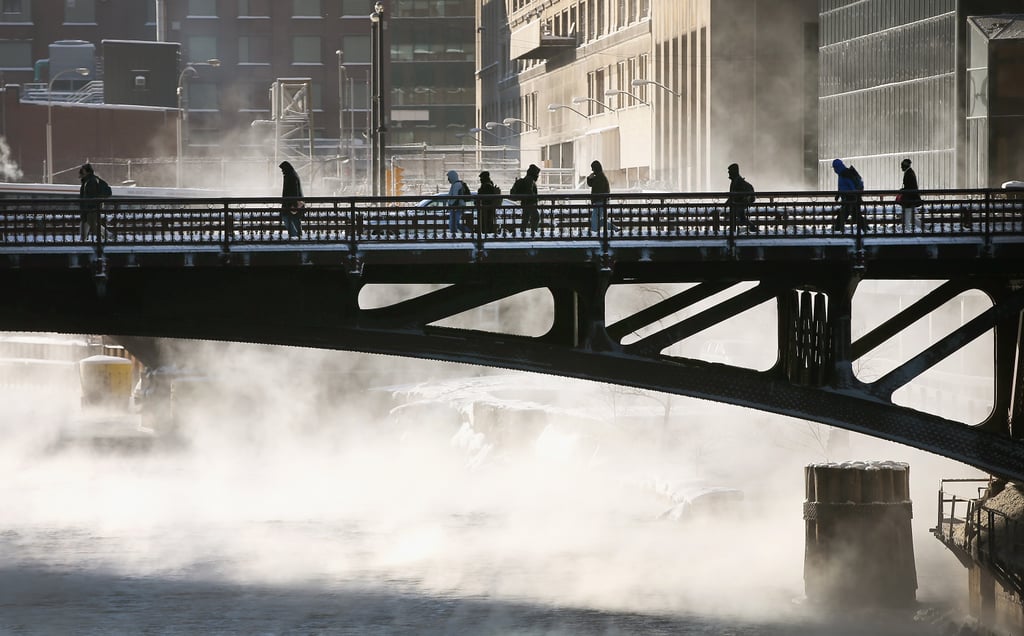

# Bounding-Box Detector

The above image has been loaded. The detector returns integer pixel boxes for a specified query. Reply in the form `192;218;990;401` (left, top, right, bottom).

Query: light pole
547;103;590;119
176;58;220;188
370;1;386;196
46;66;89;184
502;117;539;133
631;78;681;97
571;95;617;115
604;89;649;106
335;49;348;183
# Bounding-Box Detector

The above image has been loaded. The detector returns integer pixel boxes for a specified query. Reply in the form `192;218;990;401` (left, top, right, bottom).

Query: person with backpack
78;163;109;241
832;158;868;233
586;160;616;233
509;164;541;233
446;169;471;233
726;163;757;232
475;171;501;234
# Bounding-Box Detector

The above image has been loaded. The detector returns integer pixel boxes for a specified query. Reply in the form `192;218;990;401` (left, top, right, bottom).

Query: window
187;36;218;63
238;36;270;63
64;0;95;23
292;35;322;63
341;35;370;63
238;0;270;17
293;0;320;17
187;0;216;17
1;0;30;21
0;40;31;68
187;83;218;109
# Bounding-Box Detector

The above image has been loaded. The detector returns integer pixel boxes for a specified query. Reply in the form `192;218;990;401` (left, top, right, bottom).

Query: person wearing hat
897;158;923;231
510;164;541;232
476;170;502;234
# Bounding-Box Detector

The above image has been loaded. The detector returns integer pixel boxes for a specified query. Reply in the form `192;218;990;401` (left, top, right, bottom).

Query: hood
832;159;847;174
447;170;459;182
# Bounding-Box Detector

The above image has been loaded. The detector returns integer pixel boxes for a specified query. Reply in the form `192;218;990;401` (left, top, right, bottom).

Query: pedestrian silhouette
510;164;541;233
279;161;304;238
446;170;471;233
897;158;923;231
78;163;108;241
727;163;758;232
475;170;501;234
586;160;616;233
832;158;868;233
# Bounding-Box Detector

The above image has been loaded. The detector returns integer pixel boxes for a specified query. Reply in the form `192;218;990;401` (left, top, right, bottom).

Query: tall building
477;0;818;192
817;0;1022;190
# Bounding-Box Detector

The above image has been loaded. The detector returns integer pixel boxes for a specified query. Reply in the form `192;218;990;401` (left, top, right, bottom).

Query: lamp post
46;66;89;184
176;58;220;188
369;1;386;196
631;78;681;97
571;95;616;116
502;117;539;133
335;49;348;183
604;88;649;106
547;103;589;119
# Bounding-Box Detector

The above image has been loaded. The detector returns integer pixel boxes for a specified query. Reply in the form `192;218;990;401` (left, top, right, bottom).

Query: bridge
1;188;1022;480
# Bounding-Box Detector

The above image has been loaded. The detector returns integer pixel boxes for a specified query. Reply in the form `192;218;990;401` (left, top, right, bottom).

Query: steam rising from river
0;332;977;630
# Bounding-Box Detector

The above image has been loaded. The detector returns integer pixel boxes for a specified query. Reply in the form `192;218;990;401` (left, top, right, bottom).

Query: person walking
446;170;471;233
78;163;104;240
475;170;501;234
897;158;923;231
510;164;541;233
832;158;868;233
726;163;758;232
586;160;613;233
279;161;304;238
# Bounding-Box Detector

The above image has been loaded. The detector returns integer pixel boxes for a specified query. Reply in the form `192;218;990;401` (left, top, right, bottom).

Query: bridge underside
2;249;1022;482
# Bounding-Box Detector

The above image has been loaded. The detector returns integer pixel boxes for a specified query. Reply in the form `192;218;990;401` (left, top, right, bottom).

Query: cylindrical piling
803;461;917;606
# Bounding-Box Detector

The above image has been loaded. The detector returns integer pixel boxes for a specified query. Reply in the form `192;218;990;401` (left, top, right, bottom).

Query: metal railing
0;189;1021;252
934;479;1024;597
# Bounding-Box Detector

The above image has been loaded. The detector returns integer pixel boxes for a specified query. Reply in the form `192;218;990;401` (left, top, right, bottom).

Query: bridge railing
0;189;1020;248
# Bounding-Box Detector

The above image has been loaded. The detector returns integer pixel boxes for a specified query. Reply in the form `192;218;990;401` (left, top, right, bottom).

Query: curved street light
604;88;649;106
46;66;90;184
571;95;616;113
631;78;681;97
502;117;539;132
548;103;589;119
176;58;220;188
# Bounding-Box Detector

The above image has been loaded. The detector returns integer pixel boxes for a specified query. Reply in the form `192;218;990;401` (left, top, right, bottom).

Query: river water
0;374;975;635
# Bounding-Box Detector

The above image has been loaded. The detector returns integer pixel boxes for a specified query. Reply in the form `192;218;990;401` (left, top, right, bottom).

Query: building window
341;34;370;64
187;0;217;17
0;40;31;68
292;35;322;64
238;36;270;64
293;0;321;17
238;0;270;17
187;36;218;63
187;83;218;110
341;0;366;16
64;0;95;23
1;0;30;21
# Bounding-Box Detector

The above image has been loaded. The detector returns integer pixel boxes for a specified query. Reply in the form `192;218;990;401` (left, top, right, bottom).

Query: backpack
737;178;756;205
510;177;528;196
96;176;112;198
458;181;470;197
846;165;864;191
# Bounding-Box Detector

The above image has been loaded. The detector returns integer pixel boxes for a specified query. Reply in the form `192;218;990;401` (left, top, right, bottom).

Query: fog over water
0;328;982;634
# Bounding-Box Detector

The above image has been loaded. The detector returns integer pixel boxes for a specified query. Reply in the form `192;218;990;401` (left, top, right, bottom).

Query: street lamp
604;88;649;106
547;103;589;119
335;49;348;182
571;95;616;114
176;58;220;188
369;1;386;196
631;78;681;97
46;66;89;184
502;117;539;133
472;125;507;141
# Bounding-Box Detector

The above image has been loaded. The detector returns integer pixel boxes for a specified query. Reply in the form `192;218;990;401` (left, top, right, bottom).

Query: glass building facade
818;0;1022;190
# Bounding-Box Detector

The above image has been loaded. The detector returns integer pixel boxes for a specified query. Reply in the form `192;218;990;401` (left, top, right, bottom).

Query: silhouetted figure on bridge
726;163;758;233
279;161;304;238
475;171;501;234
898;158;923;231
78;163;108;241
446;170;471;233
832;158;868;233
586;160;617;233
510;164;541;233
